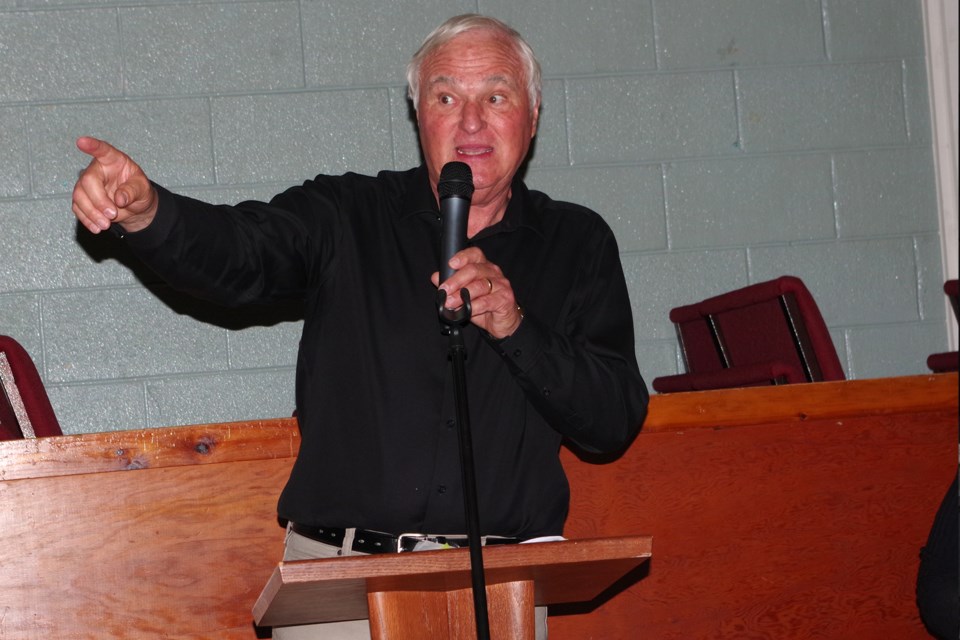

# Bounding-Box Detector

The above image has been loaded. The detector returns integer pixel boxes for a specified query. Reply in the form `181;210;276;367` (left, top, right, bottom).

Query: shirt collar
400;166;546;241
399;165;439;219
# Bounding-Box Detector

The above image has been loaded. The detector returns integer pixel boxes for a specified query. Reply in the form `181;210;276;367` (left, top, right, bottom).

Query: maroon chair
926;279;959;373
0;335;62;439
653;276;845;393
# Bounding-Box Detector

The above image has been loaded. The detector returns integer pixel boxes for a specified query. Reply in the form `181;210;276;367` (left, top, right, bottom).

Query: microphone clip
438;288;472;331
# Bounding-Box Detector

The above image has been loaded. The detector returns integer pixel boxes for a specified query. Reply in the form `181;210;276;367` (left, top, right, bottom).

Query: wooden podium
253;536;652;639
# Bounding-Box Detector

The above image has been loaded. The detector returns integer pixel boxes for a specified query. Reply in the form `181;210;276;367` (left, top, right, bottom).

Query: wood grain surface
0;373;955;639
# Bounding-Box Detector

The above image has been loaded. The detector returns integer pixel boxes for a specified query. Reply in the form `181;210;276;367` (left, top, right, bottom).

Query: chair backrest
0;335;62;439
659;276;844;391
945;279;958;321
672;312;726;375
926;279;959;373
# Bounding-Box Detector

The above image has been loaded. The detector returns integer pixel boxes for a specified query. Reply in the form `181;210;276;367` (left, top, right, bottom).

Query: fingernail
104;208;117;219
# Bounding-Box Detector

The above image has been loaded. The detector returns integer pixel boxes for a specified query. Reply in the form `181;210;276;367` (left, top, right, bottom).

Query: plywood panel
0;374;955;639
552;408;956;639
0;458;292;639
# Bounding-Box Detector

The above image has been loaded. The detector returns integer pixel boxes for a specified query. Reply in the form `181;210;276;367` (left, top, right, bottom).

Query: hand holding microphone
437;161;474;327
435;161;523;338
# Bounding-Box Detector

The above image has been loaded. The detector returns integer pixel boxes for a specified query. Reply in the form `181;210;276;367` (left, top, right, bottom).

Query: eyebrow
428;74;517;89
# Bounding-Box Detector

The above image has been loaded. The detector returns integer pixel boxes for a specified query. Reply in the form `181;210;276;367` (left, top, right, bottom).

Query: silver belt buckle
397;533;428;553
398;533;470;552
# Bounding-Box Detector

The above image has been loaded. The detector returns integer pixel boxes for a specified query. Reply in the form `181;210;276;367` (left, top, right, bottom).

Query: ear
530;100;541;137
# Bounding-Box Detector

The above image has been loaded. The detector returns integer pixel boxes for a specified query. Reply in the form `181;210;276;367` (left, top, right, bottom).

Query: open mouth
456;146;493;157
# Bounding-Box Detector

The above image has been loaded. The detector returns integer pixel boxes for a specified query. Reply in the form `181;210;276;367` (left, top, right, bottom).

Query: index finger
447;246;486;271
76;136;119;162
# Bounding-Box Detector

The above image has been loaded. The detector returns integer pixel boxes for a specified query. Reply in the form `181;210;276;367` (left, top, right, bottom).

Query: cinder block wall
0;0;947;434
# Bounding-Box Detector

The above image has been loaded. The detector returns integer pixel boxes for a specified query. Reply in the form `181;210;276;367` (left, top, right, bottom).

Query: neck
466;190;511;238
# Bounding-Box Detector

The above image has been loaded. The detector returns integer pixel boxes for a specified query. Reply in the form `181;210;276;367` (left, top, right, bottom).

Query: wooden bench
0;373;955;639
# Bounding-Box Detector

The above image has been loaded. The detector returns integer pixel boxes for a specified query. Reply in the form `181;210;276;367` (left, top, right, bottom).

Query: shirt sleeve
487;226;649;454
118;182;339;307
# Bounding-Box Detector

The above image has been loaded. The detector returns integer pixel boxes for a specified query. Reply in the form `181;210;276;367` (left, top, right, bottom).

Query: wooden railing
0;373;955;639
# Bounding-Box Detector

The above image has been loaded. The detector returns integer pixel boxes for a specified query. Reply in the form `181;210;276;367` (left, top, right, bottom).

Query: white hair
406;14;542;114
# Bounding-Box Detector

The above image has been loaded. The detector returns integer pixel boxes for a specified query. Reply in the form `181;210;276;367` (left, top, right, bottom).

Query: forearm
490;312;648;453
119;185;315;307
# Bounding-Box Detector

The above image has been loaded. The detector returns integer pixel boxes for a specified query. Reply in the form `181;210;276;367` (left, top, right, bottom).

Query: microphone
438;161;474;282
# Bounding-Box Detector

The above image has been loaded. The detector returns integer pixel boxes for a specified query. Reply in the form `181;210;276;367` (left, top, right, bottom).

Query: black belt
290;523;521;554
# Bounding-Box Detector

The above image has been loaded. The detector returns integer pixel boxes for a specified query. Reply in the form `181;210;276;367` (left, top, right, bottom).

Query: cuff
110;182;179;251
488;313;543;374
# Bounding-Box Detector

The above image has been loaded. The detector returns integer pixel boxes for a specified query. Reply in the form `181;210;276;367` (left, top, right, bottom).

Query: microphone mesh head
438;161;474;199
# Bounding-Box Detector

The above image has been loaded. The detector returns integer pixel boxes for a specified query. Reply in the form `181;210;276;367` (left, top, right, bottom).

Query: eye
489;94;505;104
440;94;454;105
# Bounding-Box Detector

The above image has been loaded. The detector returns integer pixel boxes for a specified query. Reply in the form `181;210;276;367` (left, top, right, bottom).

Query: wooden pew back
0;374;955;639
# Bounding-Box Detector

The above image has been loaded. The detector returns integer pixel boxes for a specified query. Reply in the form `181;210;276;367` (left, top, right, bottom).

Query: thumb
114;174;156;215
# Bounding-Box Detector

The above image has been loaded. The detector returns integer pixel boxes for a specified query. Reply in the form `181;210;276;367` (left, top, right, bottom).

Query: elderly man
72;14;647;639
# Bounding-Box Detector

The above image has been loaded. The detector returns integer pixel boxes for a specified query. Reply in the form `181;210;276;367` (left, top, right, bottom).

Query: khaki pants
272;526;549;639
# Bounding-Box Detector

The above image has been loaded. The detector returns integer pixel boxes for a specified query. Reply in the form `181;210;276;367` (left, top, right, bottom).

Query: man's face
416;30;540;212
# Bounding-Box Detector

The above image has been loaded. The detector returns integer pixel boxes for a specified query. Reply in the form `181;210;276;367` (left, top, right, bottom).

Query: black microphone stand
438;290;490;640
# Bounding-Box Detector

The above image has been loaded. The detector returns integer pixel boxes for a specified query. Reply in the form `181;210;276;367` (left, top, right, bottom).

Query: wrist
500;304;524;339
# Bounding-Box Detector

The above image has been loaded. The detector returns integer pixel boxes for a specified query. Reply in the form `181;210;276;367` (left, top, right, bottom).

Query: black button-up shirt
124;166;648;539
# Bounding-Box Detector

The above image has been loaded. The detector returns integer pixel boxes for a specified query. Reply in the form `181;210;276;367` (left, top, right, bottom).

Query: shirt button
437;484;447;494
446;418;455;429
541;387;551;397
513;349;522;357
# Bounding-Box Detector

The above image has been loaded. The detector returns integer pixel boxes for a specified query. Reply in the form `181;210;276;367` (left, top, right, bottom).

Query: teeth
457;148;492;156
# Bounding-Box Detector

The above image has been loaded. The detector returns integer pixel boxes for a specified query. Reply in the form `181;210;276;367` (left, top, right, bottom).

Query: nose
459;100;485;134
